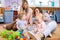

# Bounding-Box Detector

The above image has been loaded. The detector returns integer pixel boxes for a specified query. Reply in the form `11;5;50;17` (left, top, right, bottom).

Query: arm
34;24;38;33
39;22;46;32
16;21;20;30
29;8;33;25
16;25;20;30
25;24;29;30
29;12;33;25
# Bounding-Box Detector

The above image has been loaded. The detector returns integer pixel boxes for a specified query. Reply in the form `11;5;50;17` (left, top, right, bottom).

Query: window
27;0;59;7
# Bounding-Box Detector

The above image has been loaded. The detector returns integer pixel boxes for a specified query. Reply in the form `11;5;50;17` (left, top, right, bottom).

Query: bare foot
3;25;6;29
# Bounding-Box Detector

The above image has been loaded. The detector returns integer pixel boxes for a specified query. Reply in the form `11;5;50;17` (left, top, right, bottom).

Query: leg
3;21;16;30
42;21;57;37
12;24;18;31
27;31;41;40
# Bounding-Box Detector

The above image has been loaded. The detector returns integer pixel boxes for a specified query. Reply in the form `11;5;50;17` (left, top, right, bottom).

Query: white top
22;8;33;22
16;20;27;29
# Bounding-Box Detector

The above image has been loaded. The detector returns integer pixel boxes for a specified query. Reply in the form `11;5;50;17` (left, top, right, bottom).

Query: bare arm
29;8;33;25
38;22;46;32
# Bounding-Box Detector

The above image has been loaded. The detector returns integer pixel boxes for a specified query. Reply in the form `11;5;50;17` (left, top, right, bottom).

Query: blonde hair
19;0;29;14
19;0;29;19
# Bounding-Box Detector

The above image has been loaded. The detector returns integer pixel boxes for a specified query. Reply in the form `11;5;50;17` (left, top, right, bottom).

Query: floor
46;23;60;40
0;23;60;40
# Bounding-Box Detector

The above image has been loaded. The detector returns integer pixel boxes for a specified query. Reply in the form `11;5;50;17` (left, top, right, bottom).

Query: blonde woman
19;0;33;25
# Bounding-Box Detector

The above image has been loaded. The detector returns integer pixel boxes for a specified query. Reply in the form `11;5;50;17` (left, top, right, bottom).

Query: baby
34;18;46;33
16;13;28;30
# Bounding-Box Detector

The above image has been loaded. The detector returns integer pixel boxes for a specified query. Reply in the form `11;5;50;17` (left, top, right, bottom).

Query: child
3;21;17;30
26;18;46;40
3;13;28;31
16;13;28;30
34;17;46;33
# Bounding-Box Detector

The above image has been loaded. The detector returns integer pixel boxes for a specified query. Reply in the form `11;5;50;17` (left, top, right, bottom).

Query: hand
34;28;37;33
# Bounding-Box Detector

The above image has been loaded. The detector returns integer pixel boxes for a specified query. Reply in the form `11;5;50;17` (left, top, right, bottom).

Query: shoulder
39;13;43;17
29;8;33;13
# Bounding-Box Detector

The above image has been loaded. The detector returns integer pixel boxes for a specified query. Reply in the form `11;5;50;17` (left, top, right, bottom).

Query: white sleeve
18;6;21;14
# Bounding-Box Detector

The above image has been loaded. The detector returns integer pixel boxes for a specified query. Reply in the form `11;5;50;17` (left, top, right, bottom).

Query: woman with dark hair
27;7;46;40
42;11;57;38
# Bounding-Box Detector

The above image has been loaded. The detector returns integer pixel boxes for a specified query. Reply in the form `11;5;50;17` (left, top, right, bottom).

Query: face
35;8;40;14
23;2;28;9
35;18;41;24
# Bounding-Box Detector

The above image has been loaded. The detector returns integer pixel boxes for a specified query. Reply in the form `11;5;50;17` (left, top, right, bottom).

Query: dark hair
33;7;42;17
46;11;48;13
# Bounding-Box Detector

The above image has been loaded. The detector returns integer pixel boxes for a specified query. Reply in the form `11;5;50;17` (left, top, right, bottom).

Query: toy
24;38;27;40
16;36;19;38
0;30;27;40
19;29;24;34
16;38;20;40
7;38;13;40
1;30;9;38
20;38;24;40
22;34;24;36
21;36;24;38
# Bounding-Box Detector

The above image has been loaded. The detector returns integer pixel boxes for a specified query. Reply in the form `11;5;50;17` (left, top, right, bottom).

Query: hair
21;0;29;13
33;7;42;17
46;11;48;13
19;0;28;19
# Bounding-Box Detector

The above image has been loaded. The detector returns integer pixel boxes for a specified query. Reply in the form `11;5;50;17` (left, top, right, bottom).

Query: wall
0;0;5;7
54;0;59;7
4;0;22;11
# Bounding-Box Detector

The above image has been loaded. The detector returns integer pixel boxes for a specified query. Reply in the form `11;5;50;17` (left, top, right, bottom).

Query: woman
38;11;57;40
3;0;33;31
42;11;57;37
19;0;33;25
34;7;46;33
27;7;46;40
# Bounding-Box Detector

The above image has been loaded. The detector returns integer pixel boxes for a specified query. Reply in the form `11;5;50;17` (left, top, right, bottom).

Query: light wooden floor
46;23;60;40
0;23;60;40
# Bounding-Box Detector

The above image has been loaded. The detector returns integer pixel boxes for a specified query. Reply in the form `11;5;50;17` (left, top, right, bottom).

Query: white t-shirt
22;8;33;20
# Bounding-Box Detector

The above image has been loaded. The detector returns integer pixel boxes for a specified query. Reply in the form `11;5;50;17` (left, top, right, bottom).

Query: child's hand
25;25;29;30
34;28;37;33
